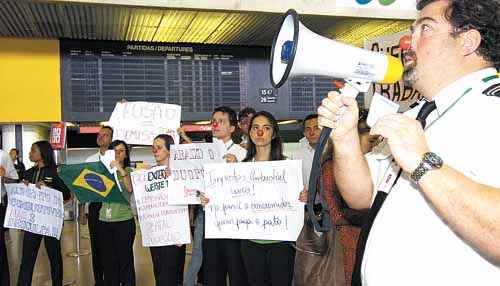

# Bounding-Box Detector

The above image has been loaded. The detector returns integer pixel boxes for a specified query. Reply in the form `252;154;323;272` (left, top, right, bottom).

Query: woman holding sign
239;111;303;286
99;140;136;286
17;141;71;286
148;134;186;286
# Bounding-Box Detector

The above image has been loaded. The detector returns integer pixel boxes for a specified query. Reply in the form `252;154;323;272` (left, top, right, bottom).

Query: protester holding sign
0;148;19;286
17;141;71;286
203;106;249;286
186;106;249;286
147;134;187;286
99;140;136;286
238;111;304;286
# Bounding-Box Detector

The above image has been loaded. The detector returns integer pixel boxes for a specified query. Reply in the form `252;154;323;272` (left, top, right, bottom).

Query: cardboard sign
169;142;225;204
108;101;181;145
5;184;64;239
130;166;190;247
364;31;422;112
204;160;304;241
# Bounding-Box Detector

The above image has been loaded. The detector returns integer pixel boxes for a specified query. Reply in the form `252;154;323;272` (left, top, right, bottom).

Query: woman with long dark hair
17;140;71;286
149;134;186;286
239;111;304;286
99;140;136;286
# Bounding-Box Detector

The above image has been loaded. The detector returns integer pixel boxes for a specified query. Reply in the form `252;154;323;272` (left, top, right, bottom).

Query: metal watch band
410;152;443;183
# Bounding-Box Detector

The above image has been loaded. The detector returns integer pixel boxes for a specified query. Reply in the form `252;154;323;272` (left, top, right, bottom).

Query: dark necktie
416;101;437;129
351;100;436;286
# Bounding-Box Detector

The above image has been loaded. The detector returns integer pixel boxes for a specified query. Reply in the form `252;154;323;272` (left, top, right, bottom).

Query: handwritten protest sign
364;31;422;112
130;166;190;247
203;160;304;241
169;142;225;204
108;101;181;145
4;184;64;240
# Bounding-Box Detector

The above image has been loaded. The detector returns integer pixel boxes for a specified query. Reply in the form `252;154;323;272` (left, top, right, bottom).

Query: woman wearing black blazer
17;141;71;286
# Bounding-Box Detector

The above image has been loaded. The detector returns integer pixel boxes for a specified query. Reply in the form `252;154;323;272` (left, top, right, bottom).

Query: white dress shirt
362;68;500;285
1;148;19;198
85;151;102;163
292;137;315;188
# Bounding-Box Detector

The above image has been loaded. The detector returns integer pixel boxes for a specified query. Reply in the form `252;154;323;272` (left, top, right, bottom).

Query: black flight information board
60;40;268;122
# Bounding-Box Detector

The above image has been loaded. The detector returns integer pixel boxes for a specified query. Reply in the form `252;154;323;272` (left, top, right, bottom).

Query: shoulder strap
306;128;332;232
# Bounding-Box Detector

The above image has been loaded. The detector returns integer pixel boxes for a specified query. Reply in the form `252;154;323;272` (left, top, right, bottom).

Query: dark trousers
100;218;136;286
17;232;63;286
177;244;186;284
88;202;104;286
150;244;185;286
240;240;295;286
203;239;248;286
0;203;10;286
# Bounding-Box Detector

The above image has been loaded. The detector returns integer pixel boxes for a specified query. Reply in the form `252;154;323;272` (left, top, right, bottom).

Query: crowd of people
0;0;499;285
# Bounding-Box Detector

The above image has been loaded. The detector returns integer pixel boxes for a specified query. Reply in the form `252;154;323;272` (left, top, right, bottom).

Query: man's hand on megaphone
318;91;359;141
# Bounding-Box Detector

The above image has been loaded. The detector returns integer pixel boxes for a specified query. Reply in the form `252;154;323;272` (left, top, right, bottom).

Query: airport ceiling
0;1;412;47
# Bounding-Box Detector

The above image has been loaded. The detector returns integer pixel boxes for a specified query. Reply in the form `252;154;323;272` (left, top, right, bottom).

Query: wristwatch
410;152;443;183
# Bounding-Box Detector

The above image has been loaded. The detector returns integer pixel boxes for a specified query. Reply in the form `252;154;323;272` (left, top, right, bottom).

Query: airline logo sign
336;0;416;10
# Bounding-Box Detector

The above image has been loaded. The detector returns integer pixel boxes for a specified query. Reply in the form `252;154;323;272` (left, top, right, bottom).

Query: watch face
424;152;443;168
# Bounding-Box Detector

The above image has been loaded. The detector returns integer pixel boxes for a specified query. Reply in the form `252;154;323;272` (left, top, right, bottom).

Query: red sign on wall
49;122;66;150
182;124;212;132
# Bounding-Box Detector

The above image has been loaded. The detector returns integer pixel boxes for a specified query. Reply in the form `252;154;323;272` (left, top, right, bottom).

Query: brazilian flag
59;162;127;204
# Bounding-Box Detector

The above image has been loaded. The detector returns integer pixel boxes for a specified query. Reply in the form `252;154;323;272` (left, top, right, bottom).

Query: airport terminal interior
1;0;418;285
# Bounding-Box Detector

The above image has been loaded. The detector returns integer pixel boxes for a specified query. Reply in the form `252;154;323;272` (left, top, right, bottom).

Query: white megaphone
270;9;404;234
270;9;403;95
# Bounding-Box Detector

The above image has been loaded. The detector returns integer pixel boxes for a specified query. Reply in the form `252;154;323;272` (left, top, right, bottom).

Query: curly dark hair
417;0;500;69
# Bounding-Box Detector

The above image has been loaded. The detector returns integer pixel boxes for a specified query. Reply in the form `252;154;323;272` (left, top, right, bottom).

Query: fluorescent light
278;120;299;125
193;120;211;125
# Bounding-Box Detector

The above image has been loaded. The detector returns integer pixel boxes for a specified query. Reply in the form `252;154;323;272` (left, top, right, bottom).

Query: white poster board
169;142;225;204
4;184;64;240
364;31;422;112
108;101;181;145
204;160;304;241
130;166;190;247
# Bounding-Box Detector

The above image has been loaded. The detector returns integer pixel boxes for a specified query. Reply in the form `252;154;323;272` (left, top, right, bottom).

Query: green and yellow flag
59;162;127;204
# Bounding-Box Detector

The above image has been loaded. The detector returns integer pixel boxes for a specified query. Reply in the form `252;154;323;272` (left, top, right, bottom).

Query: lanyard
33;168;43;183
226;142;235;151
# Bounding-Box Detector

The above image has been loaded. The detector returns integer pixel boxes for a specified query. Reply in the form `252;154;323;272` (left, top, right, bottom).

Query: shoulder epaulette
482;74;500;97
483;83;500;97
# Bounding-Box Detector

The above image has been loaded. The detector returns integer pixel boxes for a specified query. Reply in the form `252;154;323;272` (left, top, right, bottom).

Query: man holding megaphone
318;0;500;285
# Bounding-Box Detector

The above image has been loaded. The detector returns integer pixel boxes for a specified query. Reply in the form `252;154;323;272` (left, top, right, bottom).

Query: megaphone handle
339;82;361;98
307;125;332;232
333;81;361;116
306;82;362;232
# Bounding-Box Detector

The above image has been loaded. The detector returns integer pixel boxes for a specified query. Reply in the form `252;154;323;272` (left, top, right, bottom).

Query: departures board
60;40;268;122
